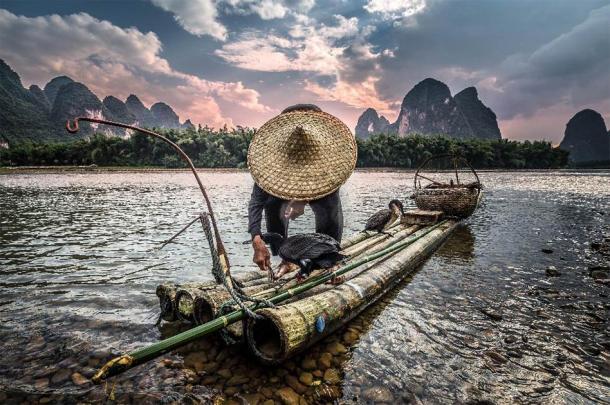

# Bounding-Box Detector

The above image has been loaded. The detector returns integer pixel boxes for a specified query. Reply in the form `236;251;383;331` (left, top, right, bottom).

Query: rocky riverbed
0;170;608;403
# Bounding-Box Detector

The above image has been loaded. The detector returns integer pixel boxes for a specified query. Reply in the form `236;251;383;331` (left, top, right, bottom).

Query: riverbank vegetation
0;128;569;169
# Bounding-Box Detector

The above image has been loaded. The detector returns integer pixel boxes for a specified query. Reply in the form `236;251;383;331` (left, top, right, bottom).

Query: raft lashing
157;213;459;364
63;118;481;382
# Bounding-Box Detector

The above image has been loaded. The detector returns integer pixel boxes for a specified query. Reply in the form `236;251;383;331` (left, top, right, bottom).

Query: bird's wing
280;233;340;261
365;209;391;231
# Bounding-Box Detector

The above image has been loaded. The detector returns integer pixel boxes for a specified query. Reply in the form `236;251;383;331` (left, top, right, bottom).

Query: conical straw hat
248;105;357;201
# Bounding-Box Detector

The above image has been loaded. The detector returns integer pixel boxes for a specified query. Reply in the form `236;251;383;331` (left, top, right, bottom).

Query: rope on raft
200;213;275;320
91;220;451;383
65;116;272;320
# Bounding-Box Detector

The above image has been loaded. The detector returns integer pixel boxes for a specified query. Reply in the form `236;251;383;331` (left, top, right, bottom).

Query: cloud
151;0;227;40
0;10;270;127
364;0;427;19
486;4;610;120
215;14;394;114
215;17;355;75
150;0;317;39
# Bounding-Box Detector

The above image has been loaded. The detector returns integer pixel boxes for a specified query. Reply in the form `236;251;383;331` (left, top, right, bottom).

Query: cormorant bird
262;233;346;280
365;199;404;233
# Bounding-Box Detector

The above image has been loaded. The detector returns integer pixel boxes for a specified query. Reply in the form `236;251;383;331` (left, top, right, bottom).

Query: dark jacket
247;184;343;243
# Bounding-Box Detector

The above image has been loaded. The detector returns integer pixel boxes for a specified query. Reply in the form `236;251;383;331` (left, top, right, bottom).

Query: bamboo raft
156;213;458;364
66;116;481;382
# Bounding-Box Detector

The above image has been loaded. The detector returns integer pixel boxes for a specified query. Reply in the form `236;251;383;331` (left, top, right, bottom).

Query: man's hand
284;200;306;220
252;235;271;271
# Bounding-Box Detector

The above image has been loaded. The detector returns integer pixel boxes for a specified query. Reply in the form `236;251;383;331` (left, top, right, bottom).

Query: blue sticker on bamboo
315;312;328;333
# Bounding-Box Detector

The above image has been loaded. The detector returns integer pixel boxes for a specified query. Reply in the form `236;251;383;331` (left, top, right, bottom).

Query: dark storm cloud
373;0;609;102
492;4;610;119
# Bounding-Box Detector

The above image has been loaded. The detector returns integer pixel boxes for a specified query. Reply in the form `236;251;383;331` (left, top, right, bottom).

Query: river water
0;170;608;404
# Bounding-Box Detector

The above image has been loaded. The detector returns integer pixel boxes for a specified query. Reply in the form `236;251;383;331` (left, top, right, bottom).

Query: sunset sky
0;0;608;143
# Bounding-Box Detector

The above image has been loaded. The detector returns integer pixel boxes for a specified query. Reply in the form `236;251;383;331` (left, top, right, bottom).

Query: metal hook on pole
65;116;231;271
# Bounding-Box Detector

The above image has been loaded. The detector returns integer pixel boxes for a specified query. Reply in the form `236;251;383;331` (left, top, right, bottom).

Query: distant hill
0;59;55;144
0;59;193;145
354;108;391;140
559;109;610;164
355;78;501;140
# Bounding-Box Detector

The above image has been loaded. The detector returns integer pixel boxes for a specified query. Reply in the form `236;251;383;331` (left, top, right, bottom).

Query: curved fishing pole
65;117;231;272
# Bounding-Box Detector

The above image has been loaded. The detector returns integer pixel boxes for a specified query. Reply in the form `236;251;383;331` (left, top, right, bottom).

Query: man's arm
248;184;271;271
248;184;267;239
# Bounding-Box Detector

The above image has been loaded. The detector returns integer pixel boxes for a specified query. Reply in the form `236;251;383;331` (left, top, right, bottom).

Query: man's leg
310;190;343;242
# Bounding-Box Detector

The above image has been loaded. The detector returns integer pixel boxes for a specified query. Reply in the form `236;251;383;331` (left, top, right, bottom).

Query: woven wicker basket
412;186;481;218
411;154;482;218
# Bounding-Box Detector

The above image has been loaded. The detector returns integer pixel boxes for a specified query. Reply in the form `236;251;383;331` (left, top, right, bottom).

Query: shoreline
1;166;609;175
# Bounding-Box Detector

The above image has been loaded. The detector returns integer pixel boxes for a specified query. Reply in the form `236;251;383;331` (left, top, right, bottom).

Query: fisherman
246;104;357;273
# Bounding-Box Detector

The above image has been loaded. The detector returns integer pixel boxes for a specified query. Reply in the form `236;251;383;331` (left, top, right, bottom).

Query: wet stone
262;400;275;405
276;387;301;405
226;374;250;386
34;378;49;390
485;350;508;364
299;372;313;386
285;375;307;394
343;330;359;345
541;248;553;254
326;342;347;355
312;370;323;378
546;266;561;277
217;368;232;379
595;278;610;286
184;352;207;372
362;386;394;403
590;269;608;280
224;386;238;396
323;368;340;384
87;357;100;367
318;352;332;369
243;393;265;405
480;308;503;321
71;372;88;386
201;375;218;385
300;357;316;371
202;361;219;373
57;357;75;368
504;335;518;344
50;368;71;385
260;386;274;398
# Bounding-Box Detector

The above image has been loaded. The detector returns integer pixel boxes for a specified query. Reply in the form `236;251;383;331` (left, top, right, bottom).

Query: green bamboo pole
92;220;449;383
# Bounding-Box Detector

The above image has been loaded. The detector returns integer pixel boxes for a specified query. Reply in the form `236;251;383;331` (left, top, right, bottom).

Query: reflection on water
0;170;609;404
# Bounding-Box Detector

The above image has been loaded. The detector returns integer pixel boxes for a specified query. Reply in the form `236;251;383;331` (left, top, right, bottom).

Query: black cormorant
262;233;346;280
364;199;404;233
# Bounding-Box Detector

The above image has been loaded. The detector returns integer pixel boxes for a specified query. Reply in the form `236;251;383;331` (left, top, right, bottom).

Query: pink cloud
0;10;271;128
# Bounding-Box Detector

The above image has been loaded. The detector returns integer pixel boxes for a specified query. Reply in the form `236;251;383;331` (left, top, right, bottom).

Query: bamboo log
176;286;219;323
342;223;409;257
192;283;270;341
155;284;179;322
245;220;457;364
156;281;227;322
92;221;451;382
347;225;419;261
159;271;267;323
339;220;402;249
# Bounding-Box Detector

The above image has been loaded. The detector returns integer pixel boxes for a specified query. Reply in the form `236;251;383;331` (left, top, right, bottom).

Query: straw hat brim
248;110;357;201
